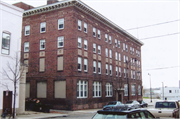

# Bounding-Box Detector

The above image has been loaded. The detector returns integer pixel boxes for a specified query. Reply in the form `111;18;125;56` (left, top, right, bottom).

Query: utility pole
148;73;152;102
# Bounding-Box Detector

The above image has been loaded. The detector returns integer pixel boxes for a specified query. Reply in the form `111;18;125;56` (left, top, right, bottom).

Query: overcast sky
2;0;180;89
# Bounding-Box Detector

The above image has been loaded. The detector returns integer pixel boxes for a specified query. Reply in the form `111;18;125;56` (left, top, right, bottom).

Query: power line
146;66;180;71
126;19;180;31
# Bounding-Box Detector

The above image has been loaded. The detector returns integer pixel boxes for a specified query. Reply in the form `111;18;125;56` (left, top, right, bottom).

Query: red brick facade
19;0;143;110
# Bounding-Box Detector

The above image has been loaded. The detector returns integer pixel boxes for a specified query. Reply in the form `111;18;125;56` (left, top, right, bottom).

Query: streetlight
148;73;152;102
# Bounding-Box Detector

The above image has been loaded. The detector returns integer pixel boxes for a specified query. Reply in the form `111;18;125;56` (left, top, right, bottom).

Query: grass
143;97;150;99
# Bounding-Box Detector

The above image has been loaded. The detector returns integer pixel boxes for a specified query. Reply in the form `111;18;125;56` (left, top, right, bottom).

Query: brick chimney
13;2;34;10
47;0;59;5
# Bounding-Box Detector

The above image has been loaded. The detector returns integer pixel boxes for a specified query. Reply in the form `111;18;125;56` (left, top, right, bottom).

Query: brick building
15;0;143;110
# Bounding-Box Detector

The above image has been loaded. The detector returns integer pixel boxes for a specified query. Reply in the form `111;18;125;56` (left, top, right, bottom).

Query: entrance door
118;94;122;102
3;91;12;114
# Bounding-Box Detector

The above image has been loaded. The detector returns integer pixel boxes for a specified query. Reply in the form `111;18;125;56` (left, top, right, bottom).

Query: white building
0;1;24;116
160;87;180;100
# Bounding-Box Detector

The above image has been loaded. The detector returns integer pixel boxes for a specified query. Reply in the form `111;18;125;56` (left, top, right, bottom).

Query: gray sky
2;0;180;89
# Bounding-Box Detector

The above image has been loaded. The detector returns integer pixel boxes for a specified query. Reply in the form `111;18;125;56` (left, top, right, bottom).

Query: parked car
92;108;155;119
138;100;148;107
103;101;125;110
125;100;141;109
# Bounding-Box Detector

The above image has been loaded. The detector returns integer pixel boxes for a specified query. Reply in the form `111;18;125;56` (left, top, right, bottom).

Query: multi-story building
15;0;143;110
0;1;24;115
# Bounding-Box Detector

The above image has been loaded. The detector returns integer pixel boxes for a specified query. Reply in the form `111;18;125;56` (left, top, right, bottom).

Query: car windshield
138;101;142;104
92;113;127;119
107;102;117;105
126;101;133;104
156;102;176;108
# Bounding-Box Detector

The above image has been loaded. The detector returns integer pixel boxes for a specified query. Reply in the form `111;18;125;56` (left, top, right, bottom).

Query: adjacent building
15;0;143;110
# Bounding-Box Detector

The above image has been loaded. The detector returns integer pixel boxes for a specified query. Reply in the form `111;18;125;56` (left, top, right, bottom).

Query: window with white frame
98;45;101;54
110;65;112;76
57;36;64;48
124;68;126;78
78;20;81;30
126;44;128;52
25;25;30;36
124;84;128;96
116;66;118;77
40;39;45;50
84;22;87;33
119;53;121;61
109;49;112;58
40;22;46;33
58;18;64;30
115;52;118;60
132;48;134;54
126;56;128;62
131;70;133;79
93;27;96;37
98;62;101;74
106;64;108;75
93;43;96;53
106;83;113;97
133;71;136;79
115;39;117;47
105;48;108;57
131;84;136;96
78;37;82;48
105;34;108;42
93;61;96;73
78;57;82;71
84;58;88;72
118;41;120;48
139;61;141;67
93;81;101;97
98;30;101;39
84;40;88;50
137;60;139;67
77;80;88;98
123;43;125;50
109;36;112;44
24;42;29;52
131;58;133;65
124;55;126;63
138;85;141;95
119;67;121;77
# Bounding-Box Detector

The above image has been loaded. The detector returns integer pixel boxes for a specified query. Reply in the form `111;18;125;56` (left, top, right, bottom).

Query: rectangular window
24;60;29;73
98;62;101;74
57;56;63;71
40;39;45;50
78;37;82;48
54;81;66;98
98;30;101;39
119;53;121;61
115;39;117;47
78;57;82;71
26;82;30;98
106;64;108;75
138;85;141;95
124;69;126;78
93;27;96;37
106;83;113;97
105;34;108;42
116;66;118;77
37;81;47;98
132;48;134;54
123;43;125;50
118;41;120;48
109;36;112;44
115;52;118;60
24;42;29;52
84;40;88;50
133;71;136;79
124;55;126;63
25;25;30;36
84;58;88;72
58;18;64;30
105;48;108;57
109;49;112;58
77;80;88;98
131;84;136;95
131;70;133;79
93;61;96;73
130;47;132;54
93;43;96;53
84;22;87;33
93;82;101;97
39;58;45;72
1;32;10;55
124;84;128;96
110;65;112;76
78;20;81;30
98;45;101;54
126;44;128;52
57;36;64;48
119;67;121;77
40;22;46;33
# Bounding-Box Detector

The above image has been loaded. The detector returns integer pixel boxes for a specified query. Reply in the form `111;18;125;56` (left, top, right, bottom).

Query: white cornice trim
0;1;24;13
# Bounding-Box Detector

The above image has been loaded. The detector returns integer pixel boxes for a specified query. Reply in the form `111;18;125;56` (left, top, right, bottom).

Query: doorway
3;91;12;114
118;94;122;102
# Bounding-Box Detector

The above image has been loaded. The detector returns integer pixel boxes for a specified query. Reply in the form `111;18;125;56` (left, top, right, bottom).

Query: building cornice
23;0;144;46
0;1;24;13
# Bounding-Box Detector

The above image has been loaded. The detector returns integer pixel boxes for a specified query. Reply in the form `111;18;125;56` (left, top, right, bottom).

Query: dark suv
92;108;155;119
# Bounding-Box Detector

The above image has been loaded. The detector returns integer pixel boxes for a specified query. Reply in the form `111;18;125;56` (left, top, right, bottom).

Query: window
115;39;117;47
123;43;125;50
78;57;82;71
109;36;112;44
119;67;121;77
138;85;141;95
124;55;126;63
106;83;113;97
84;40;88;50
84;23;87;33
116;66;118;77
110;65;112;76
131;84;136;95
84;58;88;72
119;53;121;61
39;58;45;72
54;81;66;98
93;43;96;53
58;18;64;30
24;42;29;52
93;27;96;37
98;30;101;39
98;62;101;74
40;39;45;50
105;48;108;57
126;56;128;62
118;41;120;48
133;71;136;79
93;82;101;97
106;64;108;75
77;80;88;98
98;45;101;54
124;69;126;78
93;61;96;73
126;44;128;51
25;25;30;36
78;20;81;30
1;32;10;55
169;90;172;93
78;37;82;48
132;48;134;54
115;52;118;60
37;81;47;98
124;84;128;96
57;36;64;48
57;56;63;71
40;22;46;33
109;49;112;58
130;47;132;54
105;34;108;42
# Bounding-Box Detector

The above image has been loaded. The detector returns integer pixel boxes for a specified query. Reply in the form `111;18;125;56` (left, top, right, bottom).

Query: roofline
0;1;24;13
